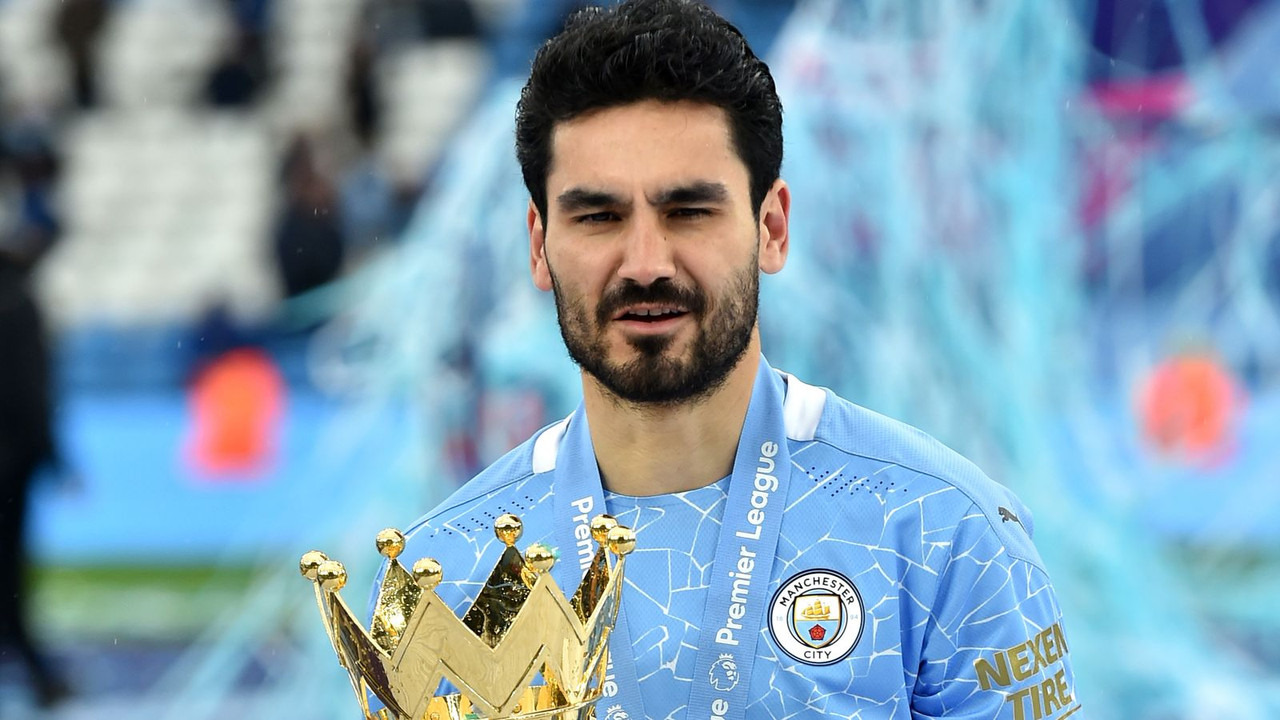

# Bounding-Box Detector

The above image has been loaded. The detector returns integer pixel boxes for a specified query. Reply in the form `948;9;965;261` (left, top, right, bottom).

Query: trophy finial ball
412;558;443;590
589;514;618;545
494;514;523;546
300;550;328;580
607;526;636;557
317;560;348;591
375;528;406;559
525;543;556;574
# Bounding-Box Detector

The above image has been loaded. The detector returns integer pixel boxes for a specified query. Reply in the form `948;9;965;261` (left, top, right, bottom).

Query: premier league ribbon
553;357;792;720
684;360;790;720
553;405;648;720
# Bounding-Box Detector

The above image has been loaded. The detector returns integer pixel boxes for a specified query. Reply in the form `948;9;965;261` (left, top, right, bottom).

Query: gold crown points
301;513;635;720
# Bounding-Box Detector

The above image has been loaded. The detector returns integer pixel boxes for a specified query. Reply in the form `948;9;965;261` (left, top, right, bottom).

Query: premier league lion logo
708;653;740;692
603;704;630;720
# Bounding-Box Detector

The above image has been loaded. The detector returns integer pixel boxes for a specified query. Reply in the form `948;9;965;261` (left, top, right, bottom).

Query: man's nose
616;215;676;287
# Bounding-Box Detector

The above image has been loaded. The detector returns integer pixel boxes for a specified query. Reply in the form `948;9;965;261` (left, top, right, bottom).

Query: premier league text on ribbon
570;495;620;701
570;496;598;570
714;441;780;648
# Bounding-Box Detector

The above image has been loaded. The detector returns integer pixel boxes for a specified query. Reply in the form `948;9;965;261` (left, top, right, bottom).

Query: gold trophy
300;513;636;720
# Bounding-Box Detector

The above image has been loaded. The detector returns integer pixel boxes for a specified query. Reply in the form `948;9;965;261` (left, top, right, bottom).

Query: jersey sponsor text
974;621;1078;720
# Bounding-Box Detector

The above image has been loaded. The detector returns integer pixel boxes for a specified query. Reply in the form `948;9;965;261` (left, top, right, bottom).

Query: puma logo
998;507;1023;527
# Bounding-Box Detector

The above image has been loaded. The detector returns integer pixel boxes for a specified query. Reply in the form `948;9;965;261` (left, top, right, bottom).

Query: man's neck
582;341;761;497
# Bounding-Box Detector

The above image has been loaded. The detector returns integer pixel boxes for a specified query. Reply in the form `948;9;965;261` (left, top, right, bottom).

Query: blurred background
0;0;1277;717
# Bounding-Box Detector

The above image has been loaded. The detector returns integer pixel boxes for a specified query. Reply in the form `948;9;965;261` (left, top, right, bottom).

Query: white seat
34;0;367;330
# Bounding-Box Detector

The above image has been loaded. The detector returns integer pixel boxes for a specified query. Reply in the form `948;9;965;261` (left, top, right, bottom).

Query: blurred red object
1087;75;1193;118
186;348;285;478
1137;353;1245;467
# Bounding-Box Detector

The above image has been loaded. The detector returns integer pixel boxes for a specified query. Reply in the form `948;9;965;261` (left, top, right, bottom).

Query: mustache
596;279;706;324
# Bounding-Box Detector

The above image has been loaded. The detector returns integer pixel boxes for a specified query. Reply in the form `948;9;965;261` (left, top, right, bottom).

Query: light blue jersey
387;364;1081;719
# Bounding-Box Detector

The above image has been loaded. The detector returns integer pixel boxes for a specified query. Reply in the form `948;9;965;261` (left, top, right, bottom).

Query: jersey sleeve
911;503;1083;720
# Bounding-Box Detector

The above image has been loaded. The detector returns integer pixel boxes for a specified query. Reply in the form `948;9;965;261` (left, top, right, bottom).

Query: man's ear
758;179;790;274
529;200;553;291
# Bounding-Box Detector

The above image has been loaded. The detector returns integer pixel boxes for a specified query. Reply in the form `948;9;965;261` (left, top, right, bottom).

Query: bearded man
382;2;1083;718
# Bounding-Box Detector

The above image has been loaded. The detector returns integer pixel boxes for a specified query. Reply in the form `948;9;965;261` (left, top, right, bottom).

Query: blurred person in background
0;107;72;709
340;27;397;262
345;33;381;148
273;133;345;301
205;0;275;109
204;30;268;109
53;0;110;110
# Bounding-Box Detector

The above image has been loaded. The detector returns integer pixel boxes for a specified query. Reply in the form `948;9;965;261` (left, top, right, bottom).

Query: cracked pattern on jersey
398;439;1078;719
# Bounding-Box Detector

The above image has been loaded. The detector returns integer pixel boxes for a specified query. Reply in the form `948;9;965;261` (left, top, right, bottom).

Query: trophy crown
302;513;634;720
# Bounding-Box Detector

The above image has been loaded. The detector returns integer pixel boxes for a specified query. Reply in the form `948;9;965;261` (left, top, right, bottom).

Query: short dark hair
516;0;783;222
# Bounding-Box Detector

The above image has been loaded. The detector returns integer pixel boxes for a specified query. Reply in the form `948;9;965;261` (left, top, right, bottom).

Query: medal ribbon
553;357;791;720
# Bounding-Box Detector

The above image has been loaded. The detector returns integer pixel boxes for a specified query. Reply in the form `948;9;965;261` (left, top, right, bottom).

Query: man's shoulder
808;386;990;492
794;376;1045;568
407;417;566;535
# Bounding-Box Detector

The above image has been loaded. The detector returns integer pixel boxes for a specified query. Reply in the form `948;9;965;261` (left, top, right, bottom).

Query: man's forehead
545;100;747;201
555;98;730;130
549;100;734;156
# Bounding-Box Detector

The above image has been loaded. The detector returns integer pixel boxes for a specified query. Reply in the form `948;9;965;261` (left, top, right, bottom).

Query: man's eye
576;212;618;224
670;207;712;219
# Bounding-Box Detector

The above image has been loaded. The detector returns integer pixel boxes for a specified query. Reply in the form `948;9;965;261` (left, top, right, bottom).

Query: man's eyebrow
649;181;729;206
556;188;628;212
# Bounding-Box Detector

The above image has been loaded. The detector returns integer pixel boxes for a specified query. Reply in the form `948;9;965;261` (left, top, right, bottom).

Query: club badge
768;569;863;666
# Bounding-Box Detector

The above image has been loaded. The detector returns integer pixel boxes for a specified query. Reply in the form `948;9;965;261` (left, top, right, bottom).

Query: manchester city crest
769;569;864;665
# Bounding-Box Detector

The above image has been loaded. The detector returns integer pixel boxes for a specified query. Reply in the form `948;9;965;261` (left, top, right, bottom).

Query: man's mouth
615;305;690;323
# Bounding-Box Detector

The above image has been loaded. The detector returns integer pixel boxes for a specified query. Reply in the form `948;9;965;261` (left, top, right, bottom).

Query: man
0;116;71;708
390;1;1081;718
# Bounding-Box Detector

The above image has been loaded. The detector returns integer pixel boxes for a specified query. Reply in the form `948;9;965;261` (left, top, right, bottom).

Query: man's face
529;100;788;404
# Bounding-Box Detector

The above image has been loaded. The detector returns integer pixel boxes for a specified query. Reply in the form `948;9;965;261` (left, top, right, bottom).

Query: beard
549;258;759;406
